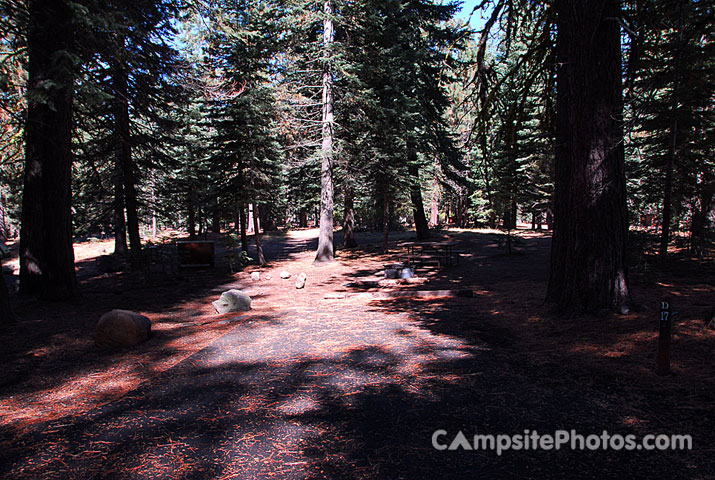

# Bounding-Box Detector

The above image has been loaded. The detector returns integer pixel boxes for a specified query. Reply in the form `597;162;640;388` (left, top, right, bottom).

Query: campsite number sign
656;300;672;375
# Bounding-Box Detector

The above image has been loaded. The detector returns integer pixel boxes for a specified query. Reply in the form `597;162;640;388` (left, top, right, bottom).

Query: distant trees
626;0;715;258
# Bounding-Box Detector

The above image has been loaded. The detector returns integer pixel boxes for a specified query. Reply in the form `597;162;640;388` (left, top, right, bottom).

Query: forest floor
0;227;713;479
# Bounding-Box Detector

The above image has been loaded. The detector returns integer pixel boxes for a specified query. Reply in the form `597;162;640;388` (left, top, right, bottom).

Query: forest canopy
0;0;713;311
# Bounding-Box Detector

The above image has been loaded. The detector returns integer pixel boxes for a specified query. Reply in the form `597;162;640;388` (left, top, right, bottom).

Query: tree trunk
150;170;157;240
546;0;630;314
20;0;78;299
187;199;196;239
113;162;128;255
239;203;248;252
314;0;335;264
430;172;439;226
0;268;13;326
408;153;430;240
212;199;221;234
343;183;358;248
112;52;141;269
382;192;390;253
0;192;8;241
659;2;684;259
253;202;266;265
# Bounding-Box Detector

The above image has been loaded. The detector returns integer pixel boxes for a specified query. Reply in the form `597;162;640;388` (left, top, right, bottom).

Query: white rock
251;271;260;281
295;272;307;289
280;271;291;279
212;289;252;314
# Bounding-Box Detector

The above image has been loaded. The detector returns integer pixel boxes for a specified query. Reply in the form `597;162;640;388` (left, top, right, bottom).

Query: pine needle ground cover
0;229;713;478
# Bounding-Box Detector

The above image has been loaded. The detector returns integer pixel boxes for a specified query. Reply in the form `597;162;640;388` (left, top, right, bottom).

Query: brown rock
95;310;151;349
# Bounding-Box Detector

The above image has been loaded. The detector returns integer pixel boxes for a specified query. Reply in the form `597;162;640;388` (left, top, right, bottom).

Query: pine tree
20;0;78;299
546;0;631;314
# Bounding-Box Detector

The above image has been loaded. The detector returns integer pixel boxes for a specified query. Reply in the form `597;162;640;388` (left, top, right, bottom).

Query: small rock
280;271;291;279
95;310;151;349
295;272;307;289
212;289;252;314
251;271;260;281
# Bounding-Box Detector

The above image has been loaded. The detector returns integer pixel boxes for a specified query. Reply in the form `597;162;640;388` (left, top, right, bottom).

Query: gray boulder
212;289;252;314
95;310;151;349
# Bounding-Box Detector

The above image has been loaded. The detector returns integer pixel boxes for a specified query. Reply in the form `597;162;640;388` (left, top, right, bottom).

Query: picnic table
397;240;461;268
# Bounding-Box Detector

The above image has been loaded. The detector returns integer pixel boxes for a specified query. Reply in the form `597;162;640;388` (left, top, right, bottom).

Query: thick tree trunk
314;0;335;264
253;202;266;265
547;0;630;314
20;0;78;299
343;183;358;248
408;152;430;240
112;53;141;269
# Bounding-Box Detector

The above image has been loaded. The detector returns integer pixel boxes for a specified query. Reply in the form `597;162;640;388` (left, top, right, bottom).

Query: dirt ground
0;228;713;479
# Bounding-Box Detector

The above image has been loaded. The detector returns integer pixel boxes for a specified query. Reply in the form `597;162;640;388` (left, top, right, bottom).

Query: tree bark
314;0;335;264
546;0;630;314
253;202;266;265
20;0;78;299
408;149;430;240
343;182;358;248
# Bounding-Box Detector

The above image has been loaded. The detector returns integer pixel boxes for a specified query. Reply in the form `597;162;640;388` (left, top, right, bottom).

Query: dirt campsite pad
1;229;713;478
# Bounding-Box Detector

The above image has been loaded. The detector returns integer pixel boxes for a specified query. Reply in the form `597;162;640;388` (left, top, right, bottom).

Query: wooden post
656;299;672;375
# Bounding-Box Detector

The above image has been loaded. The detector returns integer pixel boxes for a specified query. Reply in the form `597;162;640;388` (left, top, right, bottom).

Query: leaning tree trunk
20;0;78;299
314;0;335;264
408;148;430;240
546;0;630;314
252;202;266;265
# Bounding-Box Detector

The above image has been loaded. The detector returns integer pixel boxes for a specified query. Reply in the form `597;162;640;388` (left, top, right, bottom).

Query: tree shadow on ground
0;299;708;478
